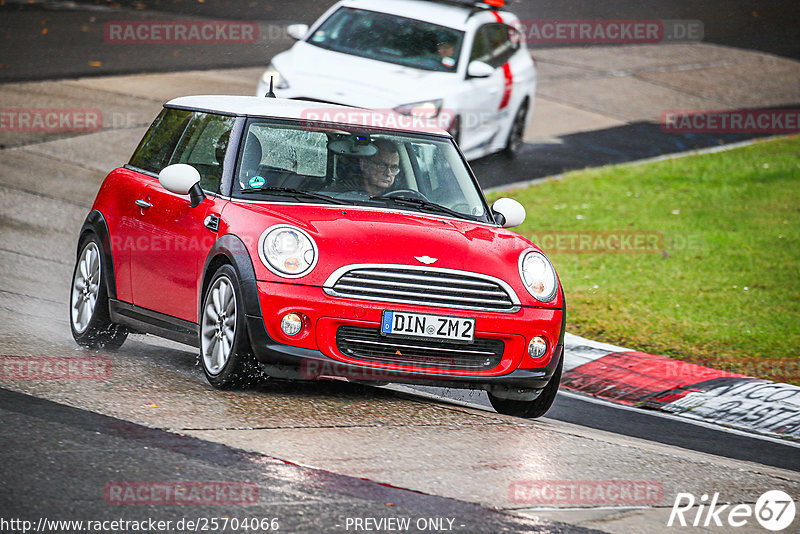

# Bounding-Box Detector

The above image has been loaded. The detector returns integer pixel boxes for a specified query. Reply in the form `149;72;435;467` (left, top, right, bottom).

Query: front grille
336;326;504;371
324;266;519;312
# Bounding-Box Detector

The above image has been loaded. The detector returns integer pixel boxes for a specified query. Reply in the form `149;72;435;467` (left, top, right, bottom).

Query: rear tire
69;235;127;350
488;353;562;418
503;101;528;158
200;264;263;389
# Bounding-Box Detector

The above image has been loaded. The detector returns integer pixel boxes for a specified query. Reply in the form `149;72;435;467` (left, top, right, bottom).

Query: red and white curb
562;333;800;440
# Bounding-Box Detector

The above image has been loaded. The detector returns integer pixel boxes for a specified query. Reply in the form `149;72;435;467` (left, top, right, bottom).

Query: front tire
200;264;262;389
70;235;127;350
488;353;562;418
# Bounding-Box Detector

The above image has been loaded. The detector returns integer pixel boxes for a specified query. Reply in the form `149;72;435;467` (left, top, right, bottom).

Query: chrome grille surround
323;264;520;313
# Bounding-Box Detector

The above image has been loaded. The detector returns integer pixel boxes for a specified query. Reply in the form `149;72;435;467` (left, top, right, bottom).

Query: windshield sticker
311;31;325;42
248;176;266;188
442;57;456;68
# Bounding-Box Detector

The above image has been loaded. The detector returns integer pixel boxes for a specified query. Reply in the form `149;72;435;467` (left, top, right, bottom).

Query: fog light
528;336;548;358
281;313;303;336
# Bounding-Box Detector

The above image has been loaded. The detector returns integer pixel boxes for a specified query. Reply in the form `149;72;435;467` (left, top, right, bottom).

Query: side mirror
286;23;309;41
492;197;526;228
467;60;494;78
158;164;205;208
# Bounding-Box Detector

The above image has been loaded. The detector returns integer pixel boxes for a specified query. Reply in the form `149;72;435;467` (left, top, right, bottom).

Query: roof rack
419;0;505;11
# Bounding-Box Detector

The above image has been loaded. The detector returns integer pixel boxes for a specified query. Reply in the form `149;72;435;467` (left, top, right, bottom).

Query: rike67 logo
668;490;796;531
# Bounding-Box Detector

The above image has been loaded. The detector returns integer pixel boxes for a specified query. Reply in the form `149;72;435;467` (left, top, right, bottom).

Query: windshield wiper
240;186;346;205
371;195;468;220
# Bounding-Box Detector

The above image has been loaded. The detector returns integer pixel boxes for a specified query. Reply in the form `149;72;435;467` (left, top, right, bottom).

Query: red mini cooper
70;96;565;418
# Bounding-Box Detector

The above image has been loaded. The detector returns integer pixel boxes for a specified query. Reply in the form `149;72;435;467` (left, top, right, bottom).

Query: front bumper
245;281;564;390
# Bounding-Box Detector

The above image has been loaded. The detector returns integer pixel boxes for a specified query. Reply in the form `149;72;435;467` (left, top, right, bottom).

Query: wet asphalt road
1;1;799;531
0;387;597;534
397;385;800;473
470;117;796;189
0;0;798;84
1;0;797;182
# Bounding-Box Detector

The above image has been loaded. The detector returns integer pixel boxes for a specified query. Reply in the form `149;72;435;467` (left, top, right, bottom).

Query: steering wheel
379;189;429;201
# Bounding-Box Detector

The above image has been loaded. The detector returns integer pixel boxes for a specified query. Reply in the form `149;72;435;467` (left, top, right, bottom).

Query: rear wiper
240;186;346;205
371;195;467;219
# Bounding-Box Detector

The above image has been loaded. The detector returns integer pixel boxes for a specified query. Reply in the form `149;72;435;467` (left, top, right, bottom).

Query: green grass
490;136;800;384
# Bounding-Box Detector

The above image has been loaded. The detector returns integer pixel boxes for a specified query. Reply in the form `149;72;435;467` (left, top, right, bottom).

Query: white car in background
256;0;536;161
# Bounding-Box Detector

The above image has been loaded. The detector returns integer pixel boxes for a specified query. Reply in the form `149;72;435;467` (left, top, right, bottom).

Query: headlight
258;225;318;278
394;99;443;119
518;249;558;302
261;63;289;89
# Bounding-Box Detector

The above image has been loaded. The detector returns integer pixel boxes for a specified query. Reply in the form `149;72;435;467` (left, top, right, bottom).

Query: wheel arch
78;210;117;300
199;234;263;325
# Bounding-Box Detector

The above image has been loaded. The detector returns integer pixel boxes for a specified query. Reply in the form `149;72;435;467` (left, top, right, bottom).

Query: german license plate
380;311;475;343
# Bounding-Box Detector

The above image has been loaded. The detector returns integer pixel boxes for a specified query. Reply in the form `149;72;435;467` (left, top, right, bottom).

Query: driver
333;138;400;196
437;40;456;59
435;34;458;68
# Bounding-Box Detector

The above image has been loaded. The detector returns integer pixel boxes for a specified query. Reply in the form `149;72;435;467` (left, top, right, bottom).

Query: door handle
135;199;152;209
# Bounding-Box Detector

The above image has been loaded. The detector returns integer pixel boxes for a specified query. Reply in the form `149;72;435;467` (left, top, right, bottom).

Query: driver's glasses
368;159;400;174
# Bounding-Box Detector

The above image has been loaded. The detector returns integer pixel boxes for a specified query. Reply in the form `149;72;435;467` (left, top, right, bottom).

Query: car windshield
307;7;464;73
234;120;489;222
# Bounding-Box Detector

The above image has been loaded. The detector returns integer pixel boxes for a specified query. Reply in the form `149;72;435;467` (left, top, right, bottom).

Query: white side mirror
159;164;206;208
159;164;200;195
287;23;309;40
467;60;494;78
492;198;526;228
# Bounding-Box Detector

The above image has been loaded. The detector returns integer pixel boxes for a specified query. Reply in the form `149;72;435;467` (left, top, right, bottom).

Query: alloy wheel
201;275;237;375
71;241;101;334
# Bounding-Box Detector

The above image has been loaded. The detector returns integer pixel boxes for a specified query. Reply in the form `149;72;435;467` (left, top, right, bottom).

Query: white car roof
332;0;515;30
165;95;450;136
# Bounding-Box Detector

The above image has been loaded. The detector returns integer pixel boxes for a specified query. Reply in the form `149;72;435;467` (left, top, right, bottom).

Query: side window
469;27;490;63
128;108;192;173
169;112;235;193
472;24;519;68
486;24;519;67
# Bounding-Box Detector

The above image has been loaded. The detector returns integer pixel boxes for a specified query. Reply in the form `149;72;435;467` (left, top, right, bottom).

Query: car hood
225;203;562;308
274;43;458;108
